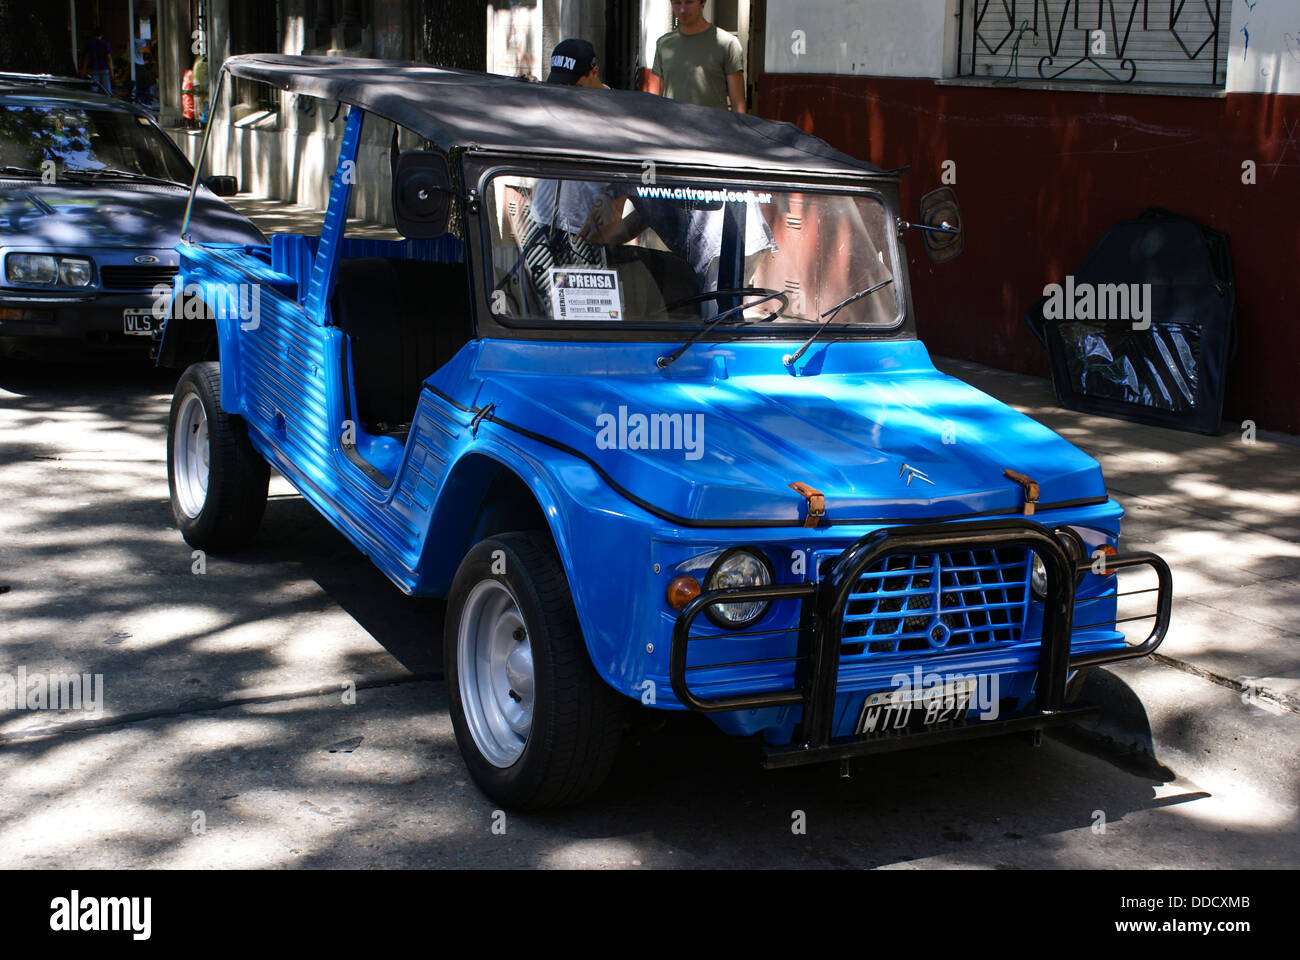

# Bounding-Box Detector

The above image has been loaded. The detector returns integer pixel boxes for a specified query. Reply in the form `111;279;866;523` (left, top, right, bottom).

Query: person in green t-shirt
649;0;746;113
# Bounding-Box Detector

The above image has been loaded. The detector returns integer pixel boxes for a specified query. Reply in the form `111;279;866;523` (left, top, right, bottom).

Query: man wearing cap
648;0;746;112
546;38;609;88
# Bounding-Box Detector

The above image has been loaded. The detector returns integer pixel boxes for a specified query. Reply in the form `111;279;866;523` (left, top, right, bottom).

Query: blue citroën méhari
159;55;1171;809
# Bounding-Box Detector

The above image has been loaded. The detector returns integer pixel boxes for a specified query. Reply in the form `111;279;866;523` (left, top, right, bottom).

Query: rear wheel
444;532;623;810
167;361;268;551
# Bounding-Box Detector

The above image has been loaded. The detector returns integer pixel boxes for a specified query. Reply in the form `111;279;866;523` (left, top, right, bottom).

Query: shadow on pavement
2;358;1291;869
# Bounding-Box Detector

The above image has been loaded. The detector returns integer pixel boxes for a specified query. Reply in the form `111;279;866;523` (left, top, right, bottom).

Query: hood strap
789;481;827;528
1003;469;1040;516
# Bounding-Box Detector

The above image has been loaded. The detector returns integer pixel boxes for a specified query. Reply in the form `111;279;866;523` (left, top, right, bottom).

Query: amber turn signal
1094;544;1119;575
666;575;701;610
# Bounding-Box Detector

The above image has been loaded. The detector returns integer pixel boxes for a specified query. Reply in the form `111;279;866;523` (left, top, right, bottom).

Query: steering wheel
665;286;789;322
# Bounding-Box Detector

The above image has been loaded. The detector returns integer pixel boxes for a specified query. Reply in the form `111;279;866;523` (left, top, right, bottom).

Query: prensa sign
548;268;621;321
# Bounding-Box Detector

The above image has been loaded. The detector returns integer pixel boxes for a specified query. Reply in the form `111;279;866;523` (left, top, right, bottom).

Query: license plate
123;310;155;336
857;678;976;736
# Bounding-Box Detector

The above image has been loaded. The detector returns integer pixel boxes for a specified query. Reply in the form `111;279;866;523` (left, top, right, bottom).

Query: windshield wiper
655;290;788;369
782;277;895;369
0;166;42;178
63;168;178;186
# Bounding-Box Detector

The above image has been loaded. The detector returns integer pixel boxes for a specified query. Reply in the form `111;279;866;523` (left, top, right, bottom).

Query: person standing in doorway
647;0;745;113
86;26;114;96
130;33;147;101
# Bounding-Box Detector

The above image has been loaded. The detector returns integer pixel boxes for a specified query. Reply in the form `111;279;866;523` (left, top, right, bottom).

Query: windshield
483;173;900;330
0;104;193;184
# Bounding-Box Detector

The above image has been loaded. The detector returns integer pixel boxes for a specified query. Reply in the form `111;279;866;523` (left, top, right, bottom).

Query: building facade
145;0;1294;433
758;0;1300;433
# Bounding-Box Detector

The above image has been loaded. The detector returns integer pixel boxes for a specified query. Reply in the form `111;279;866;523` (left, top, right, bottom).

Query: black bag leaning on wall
1024;207;1235;435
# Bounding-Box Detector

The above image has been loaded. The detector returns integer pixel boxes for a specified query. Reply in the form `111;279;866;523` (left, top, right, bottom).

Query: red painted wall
758;75;1300;435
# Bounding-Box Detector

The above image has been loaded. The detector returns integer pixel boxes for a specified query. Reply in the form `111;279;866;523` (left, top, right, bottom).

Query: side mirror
393;151;453;239
918;187;964;264
203;175;239;197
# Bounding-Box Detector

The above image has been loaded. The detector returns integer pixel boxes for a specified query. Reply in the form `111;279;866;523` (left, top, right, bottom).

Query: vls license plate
857;678;976;736
123;310;155;336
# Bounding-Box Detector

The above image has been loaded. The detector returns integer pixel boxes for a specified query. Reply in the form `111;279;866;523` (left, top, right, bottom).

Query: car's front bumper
0;290;161;343
669;518;1172;769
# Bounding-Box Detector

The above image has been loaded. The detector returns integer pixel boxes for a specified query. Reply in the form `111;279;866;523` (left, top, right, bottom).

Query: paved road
0;355;1294;868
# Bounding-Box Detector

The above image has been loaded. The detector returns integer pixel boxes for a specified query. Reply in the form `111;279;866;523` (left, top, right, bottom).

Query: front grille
99;265;179;291
840;548;1030;659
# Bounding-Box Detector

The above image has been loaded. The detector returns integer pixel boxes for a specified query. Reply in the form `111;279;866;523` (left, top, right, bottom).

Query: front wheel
167;361;268;551
444;532;624;810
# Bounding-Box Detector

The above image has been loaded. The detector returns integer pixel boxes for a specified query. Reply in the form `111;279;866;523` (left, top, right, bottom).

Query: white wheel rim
173;392;210;519
458;579;534;768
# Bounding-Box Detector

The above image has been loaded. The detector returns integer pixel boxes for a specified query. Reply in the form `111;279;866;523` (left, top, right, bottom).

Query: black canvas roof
221;54;887;178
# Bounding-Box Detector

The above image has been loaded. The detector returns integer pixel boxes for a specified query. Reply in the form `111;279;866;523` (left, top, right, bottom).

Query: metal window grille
956;0;1229;87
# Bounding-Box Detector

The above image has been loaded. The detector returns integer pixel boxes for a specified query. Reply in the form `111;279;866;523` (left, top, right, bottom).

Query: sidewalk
229;193;1300;809
230;195;396;239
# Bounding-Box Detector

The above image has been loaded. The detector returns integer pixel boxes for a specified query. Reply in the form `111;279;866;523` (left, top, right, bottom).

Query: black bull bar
668;519;1172;769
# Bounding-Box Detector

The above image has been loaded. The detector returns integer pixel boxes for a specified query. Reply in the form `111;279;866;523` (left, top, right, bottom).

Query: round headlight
58;258;92;287
1030;553;1048;599
704;548;773;628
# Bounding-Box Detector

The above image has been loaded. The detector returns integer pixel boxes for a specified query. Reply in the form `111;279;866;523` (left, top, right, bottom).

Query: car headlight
1030;553;1048;599
5;254;95;287
7;254;58;285
1031;528;1091;599
58;258;92;287
704;548;773;628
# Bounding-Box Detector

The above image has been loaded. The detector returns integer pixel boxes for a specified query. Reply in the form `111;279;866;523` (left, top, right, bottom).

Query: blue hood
0;179;265;250
441;338;1105;525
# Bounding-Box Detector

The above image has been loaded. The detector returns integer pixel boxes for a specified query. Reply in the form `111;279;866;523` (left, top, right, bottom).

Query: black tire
166;361;268;551
444;532;624;810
